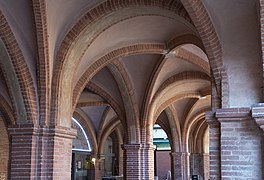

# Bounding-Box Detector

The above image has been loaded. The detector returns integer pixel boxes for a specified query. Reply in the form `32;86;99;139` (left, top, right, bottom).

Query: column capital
121;143;141;150
142;143;156;151
170;152;190;157
215;107;251;123
205;111;219;125
252;103;264;132
97;154;105;160
121;143;156;151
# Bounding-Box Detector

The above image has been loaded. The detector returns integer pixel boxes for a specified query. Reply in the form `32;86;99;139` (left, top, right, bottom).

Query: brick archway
181;0;223;97
146;71;211;142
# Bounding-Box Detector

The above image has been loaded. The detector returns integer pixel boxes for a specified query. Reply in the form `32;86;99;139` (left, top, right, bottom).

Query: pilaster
216;108;263;179
205;111;220;180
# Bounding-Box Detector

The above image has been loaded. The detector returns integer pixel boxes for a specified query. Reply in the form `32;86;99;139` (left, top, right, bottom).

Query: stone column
8;125;76;180
206;111;220;180
171;152;190;180
216;108;263;179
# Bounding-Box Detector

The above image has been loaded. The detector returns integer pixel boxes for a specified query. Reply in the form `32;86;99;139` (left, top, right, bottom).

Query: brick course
217;108;263;179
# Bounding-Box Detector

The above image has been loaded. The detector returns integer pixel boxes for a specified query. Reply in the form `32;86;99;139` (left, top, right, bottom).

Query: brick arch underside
51;0;222;145
0;11;37;124
181;0;223;103
50;0;193;127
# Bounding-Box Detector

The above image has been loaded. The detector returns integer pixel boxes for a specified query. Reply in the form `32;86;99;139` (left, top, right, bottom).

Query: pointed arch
146;71;210;142
181;0;223;98
107;61;140;144
98;117;121;155
164;106;182;152
73;109;98;155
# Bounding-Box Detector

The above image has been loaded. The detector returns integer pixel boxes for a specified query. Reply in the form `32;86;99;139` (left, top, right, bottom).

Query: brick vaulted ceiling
0;0;212;144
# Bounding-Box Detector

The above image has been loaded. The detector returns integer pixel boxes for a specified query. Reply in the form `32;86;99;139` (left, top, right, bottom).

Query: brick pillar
171;152;190;180
171;152;183;180
122;144;141;179
202;153;210;180
190;153;210;180
183;152;190;180
118;149;123;176
206;111;220;180
122;144;155;179
140;144;155;179
190;153;202;177
8;125;76;179
216;108;263;179
0;117;9;180
94;154;105;179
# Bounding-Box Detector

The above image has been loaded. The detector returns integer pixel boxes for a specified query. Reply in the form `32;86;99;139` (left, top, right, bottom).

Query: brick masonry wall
0;117;9;180
8;125;76;179
156;151;171;179
217;108;263;179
